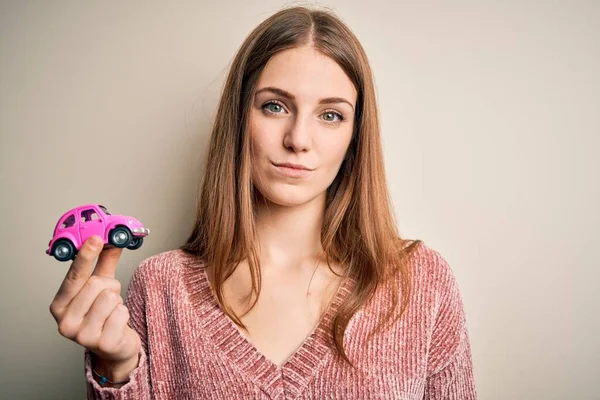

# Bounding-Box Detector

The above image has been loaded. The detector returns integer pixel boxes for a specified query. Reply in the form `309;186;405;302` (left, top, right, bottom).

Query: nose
283;114;312;152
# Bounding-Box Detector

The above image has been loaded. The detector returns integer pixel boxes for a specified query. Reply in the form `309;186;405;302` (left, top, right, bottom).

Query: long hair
180;5;422;368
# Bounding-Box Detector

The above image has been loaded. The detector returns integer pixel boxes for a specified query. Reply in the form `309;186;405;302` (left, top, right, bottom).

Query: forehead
256;46;357;104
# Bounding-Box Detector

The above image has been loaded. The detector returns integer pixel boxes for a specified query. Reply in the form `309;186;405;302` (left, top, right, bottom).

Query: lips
272;163;313;178
273;162;312;171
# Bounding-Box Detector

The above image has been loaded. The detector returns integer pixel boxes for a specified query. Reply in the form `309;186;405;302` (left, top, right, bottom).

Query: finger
60;276;121;327
51;236;103;311
92;246;123;278
76;289;123;348
97;304;130;354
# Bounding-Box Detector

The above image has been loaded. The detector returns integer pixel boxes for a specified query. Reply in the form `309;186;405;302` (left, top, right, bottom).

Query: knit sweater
84;242;477;399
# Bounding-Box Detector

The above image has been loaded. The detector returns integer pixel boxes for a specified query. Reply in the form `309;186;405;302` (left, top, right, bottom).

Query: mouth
272;162;313;178
273;162;313;171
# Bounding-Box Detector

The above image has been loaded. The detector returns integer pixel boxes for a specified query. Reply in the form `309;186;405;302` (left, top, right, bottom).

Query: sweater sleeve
423;252;477;400
84;261;152;399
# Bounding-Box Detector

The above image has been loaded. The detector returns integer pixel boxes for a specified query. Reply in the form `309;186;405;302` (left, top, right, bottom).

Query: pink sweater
85;243;477;399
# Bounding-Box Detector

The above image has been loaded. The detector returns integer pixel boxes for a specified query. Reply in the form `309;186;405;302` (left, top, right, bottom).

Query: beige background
1;1;599;399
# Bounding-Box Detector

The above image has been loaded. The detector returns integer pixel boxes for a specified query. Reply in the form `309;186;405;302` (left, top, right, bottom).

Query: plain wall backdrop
1;1;598;399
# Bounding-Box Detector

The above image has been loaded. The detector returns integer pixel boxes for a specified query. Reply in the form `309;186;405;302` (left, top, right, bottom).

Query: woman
50;6;477;399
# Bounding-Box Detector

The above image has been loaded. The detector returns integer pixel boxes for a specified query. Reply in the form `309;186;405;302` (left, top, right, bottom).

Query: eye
262;101;287;114
321;110;345;124
261;101;346;125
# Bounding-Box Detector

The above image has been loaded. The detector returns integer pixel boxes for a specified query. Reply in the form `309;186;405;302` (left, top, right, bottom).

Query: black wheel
127;237;143;250
109;227;132;248
52;239;75;262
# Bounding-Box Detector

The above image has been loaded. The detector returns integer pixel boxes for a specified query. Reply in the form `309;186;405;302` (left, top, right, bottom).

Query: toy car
46;204;150;262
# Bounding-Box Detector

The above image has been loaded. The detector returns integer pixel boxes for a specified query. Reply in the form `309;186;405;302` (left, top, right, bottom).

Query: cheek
249;124;276;182
250;135;276;164
321;131;353;166
249;117;279;157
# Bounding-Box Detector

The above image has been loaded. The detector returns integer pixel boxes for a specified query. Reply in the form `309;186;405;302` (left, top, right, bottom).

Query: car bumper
133;227;150;237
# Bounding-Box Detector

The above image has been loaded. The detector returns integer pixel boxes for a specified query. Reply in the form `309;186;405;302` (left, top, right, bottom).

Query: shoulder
127;248;204;294
409;242;457;284
404;241;465;309
406;244;475;378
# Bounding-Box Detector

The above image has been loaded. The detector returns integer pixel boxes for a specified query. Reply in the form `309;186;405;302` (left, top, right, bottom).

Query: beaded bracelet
92;368;130;387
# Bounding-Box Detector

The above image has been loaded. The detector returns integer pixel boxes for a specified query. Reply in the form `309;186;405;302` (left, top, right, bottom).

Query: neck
253;191;326;271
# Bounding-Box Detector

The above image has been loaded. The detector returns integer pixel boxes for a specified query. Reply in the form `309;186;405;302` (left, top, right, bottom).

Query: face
249;45;357;208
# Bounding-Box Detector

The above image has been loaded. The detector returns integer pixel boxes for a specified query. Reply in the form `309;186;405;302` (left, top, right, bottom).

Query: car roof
58;204;106;220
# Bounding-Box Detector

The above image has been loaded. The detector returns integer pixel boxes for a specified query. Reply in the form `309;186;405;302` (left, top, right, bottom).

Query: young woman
50;6;477;399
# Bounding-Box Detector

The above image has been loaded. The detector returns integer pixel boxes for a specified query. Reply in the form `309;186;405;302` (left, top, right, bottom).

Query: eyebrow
255;86;355;111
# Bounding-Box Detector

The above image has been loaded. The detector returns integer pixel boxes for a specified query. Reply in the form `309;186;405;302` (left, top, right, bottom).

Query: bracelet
92;368;130;387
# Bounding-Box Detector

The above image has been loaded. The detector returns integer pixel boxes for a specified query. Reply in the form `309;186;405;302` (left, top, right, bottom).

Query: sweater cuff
84;348;149;400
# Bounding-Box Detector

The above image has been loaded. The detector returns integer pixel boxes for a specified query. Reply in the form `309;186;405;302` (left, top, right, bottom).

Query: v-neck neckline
181;250;355;399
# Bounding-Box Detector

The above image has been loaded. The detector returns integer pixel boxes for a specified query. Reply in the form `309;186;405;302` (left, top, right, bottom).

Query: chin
255;184;320;208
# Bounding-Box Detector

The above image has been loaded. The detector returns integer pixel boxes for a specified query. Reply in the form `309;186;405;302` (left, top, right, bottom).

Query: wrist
91;352;139;386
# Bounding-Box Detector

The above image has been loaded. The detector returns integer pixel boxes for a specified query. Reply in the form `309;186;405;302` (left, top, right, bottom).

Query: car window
99;205;111;215
80;209;100;222
61;214;75;229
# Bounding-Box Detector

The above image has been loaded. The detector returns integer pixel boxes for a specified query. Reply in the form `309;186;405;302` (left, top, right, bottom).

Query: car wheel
127;237;144;250
53;240;75;262
109;227;132;248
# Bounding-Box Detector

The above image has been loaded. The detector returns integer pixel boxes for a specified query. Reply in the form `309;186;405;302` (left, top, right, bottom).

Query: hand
49;235;141;382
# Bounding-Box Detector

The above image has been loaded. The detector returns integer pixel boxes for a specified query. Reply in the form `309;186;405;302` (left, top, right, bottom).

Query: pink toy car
46;204;150;262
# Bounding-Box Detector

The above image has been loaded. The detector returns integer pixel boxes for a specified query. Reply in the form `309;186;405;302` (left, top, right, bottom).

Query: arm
423;254;477;400
84;262;151;399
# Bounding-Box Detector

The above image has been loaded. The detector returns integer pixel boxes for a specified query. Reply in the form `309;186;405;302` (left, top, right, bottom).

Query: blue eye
261;101;346;125
262;101;286;114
